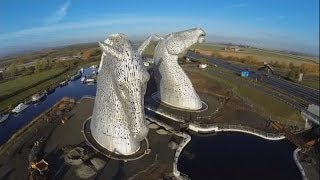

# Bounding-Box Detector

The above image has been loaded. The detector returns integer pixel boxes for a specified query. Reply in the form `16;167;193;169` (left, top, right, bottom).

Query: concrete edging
293;148;308;180
82;117;150;162
173;132;191;180
188;123;285;141
146;116;191;180
145;106;185;123
151;92;209;112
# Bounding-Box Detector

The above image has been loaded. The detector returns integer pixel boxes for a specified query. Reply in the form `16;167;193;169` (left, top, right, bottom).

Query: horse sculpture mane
90;33;150;155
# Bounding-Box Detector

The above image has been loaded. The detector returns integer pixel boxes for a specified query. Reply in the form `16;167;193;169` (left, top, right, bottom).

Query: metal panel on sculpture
90;34;150;155
153;28;206;110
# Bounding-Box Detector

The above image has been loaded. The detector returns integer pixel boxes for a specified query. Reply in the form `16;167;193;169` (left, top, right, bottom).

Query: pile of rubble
41;97;76;124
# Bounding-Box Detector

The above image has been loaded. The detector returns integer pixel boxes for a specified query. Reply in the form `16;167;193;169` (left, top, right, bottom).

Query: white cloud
44;0;70;25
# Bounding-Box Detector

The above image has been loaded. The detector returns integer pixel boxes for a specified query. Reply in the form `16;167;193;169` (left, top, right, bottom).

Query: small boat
46;86;56;95
31;91;47;103
85;78;96;84
80;76;86;83
70;72;82;81
90;65;97;69
12;103;29;113
79;68;84;74
59;80;68;87
0;113;9;123
86;82;95;86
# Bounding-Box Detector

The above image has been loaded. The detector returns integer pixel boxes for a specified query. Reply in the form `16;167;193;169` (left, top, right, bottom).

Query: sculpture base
152;92;208;112
83;118;150;161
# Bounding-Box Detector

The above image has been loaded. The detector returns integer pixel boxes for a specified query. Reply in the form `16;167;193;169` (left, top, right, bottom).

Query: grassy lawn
190;43;225;51
191;43;319;66
301;80;320;90
143;41;158;56
300;75;320;90
184;66;304;126
0;68;66;99
237;85;303;126
0;60;99;112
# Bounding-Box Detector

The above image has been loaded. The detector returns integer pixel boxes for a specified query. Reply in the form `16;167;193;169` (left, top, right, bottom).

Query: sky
0;0;319;56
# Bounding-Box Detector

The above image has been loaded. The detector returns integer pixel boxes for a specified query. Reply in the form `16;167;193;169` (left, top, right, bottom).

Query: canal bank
0;68;97;145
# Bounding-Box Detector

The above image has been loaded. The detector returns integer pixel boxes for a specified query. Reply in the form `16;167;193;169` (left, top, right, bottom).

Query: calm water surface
178;132;301;180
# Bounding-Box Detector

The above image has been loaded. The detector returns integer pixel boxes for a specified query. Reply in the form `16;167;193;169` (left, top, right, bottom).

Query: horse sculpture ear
98;42;122;59
137;34;162;56
165;34;186;55
98;52;105;73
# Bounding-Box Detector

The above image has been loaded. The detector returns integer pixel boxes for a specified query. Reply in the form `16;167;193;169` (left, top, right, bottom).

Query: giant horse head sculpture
90;34;150;155
162;28;205;55
153;28;206;110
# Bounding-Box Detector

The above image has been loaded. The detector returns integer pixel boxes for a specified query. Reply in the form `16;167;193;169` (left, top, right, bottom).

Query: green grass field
190;43;225;51
191;43;319;66
184;66;304;126
0;60;99;112
143;41;158;56
237;85;303;125
300;75;320;89
0;68;66;98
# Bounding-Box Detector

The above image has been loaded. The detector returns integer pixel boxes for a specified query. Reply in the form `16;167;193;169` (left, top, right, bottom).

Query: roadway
185;52;319;105
184;51;319;125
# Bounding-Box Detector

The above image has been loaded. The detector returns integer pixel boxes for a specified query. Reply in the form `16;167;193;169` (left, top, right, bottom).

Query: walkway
188;123;285;141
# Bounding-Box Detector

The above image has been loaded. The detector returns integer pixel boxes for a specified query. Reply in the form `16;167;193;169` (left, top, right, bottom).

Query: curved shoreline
188;123;285;140
186;123;308;180
145;117;292;180
293;148;307;180
146;116;190;180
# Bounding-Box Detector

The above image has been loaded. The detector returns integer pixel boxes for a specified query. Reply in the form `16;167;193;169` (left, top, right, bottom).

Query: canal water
0;68;97;145
178;132;302;180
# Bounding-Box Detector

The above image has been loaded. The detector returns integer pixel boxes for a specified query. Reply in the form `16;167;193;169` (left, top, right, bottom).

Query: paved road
184;52;319;125
263;76;319;105
185;52;319;105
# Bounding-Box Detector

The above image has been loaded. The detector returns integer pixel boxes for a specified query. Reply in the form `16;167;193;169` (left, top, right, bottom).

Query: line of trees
210;52;262;66
3;48;102;80
286;62;319;79
209;51;319;75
